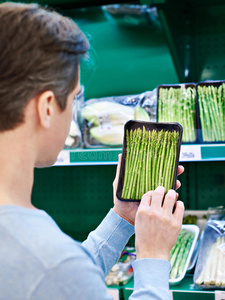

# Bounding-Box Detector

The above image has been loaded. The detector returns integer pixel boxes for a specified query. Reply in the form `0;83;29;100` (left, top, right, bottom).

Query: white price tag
107;288;119;300
97;112;112;131
180;145;201;161
170;290;173;300
55;150;70;165
215;290;225;300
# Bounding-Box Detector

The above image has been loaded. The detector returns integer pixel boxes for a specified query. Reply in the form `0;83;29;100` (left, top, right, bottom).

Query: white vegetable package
80;92;155;148
194;217;225;289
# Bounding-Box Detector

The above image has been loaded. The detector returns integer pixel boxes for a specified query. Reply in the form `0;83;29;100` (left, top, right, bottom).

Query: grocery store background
3;0;224;298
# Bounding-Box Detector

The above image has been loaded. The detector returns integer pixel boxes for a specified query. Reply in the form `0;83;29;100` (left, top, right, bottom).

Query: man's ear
36;91;56;129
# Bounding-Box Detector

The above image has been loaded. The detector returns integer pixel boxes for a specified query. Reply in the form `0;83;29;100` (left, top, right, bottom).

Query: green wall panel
32;161;225;241
32;165;116;241
62;7;179;100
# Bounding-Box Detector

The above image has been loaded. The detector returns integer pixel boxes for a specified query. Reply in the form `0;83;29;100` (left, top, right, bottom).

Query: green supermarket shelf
55;148;123;166
123;275;218;300
55;144;225;166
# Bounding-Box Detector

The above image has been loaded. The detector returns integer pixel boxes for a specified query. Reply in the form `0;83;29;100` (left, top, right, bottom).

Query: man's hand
135;187;184;261
113;154;184;226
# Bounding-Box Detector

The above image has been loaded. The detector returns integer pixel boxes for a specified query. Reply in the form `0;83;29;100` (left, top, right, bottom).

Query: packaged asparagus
157;83;197;143
80;93;153;148
116;120;183;201
64;85;84;149
196;80;225;143
169;224;200;285
194;216;225;289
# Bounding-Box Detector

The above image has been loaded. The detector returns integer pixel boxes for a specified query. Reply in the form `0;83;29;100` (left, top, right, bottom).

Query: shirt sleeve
129;258;172;300
82;209;134;277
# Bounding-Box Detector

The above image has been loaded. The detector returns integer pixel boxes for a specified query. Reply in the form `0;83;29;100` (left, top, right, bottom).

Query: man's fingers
163;189;176;214
113;154;122;187
173;200;185;223
177;165;184;176
151;186;165;209
139;191;153;208
176;180;181;190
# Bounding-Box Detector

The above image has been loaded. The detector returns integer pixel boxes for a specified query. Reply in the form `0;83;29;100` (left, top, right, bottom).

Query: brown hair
0;2;89;131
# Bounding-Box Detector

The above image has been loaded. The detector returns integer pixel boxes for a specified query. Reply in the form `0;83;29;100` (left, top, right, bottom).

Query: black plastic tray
196;80;225;143
156;83;198;144
116;120;183;202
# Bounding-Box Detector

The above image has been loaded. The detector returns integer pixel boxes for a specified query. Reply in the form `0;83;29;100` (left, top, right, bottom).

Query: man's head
0;2;89;132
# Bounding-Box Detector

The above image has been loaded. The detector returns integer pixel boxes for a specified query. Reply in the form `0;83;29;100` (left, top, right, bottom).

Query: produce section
27;1;225;299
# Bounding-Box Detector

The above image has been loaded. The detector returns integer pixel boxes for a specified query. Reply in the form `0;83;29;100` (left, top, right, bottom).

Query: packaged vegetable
169;225;199;284
194;216;225;289
105;247;135;286
64;120;82;149
157;83;197;143
116;120;183;201
197;80;225;142
81;92;154;148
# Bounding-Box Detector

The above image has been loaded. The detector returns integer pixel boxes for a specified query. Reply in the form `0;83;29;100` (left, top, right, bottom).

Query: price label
170;290;173;300
215;290;225;300
180;145;201;161
107;288;119;300
55;150;70;165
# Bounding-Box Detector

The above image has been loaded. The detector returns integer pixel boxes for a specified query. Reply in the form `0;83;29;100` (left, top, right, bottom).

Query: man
0;2;184;299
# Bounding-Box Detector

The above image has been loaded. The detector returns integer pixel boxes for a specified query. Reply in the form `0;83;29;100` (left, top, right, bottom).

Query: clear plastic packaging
169;224;200;285
157;83;197;144
80;92;155;148
116;120;183;201
105;247;136;286
194;215;225;289
64;120;82;149
196;80;225;143
64;85;85;149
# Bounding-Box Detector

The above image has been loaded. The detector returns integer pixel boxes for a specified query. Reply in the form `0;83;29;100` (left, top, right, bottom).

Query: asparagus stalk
121;129;131;199
126;129;141;199
145;130;151;192
155;130;164;187
158;131;168;186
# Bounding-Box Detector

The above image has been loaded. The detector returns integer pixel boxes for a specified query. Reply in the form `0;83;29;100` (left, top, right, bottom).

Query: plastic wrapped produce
194;216;225;289
81;92;154;148
157;83;197;143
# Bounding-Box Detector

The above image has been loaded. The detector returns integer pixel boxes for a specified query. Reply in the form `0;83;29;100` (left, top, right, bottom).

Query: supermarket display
64;85;85;149
194;215;225;289
65;79;225;150
169;225;199;284
116;120;182;201
105;248;135;286
64;120;82;149
197;81;225;142
80;92;154;148
157;84;197;143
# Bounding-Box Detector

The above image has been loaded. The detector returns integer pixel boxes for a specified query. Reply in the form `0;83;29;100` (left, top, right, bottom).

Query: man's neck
0;128;36;209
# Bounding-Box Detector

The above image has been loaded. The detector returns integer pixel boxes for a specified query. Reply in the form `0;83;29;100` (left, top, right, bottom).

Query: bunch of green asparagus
169;229;195;280
158;87;196;143
197;83;225;142
121;126;180;200
195;236;225;287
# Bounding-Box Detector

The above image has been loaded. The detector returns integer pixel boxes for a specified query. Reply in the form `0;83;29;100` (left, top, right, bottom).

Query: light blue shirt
0;205;171;299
